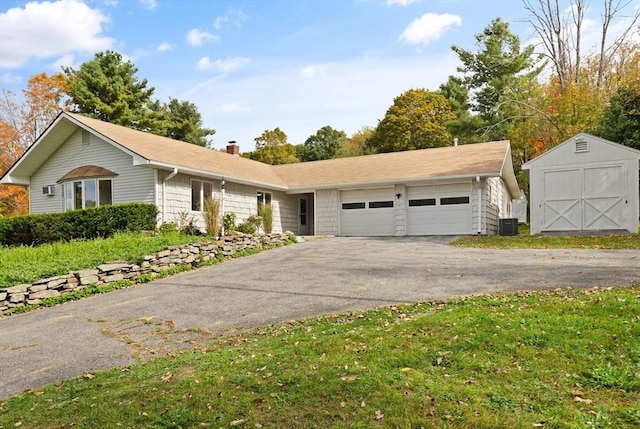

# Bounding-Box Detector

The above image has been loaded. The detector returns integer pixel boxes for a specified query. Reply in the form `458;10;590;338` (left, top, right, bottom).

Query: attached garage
406;182;473;235
340;188;395;236
523;133;640;235
272;140;521;236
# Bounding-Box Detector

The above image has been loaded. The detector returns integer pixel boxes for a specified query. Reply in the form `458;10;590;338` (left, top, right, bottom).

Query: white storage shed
523;133;640;235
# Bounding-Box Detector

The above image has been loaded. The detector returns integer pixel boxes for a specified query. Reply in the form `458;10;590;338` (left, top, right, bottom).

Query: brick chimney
226;141;240;156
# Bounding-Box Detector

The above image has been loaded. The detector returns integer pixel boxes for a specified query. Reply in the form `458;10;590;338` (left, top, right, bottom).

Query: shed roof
522;133;640;170
1;112;520;197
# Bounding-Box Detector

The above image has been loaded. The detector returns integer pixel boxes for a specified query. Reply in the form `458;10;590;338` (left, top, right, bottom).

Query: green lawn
0;231;202;288
453;225;640;249
1;286;638;428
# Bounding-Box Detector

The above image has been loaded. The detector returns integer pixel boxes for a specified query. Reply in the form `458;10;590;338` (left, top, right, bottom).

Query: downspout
162;168;178;224
476;176;482;234
220;178;226;236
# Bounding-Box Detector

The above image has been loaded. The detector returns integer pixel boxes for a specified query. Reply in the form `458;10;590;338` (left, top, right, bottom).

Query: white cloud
140;0;157;10
186;28;218;46
52;53;76;70
182;53;459;151
196;56;250;73
213;7;248;30
300;64;328;78
0;0;114;69
157;42;174;52
196;57;215;70
387;0;422;6
399;13;462;46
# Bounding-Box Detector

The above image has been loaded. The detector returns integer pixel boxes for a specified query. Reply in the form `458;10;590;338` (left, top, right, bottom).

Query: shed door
583;165;626;230
407;183;472;235
542;165;626;231
340;188;395;236
542;169;582;231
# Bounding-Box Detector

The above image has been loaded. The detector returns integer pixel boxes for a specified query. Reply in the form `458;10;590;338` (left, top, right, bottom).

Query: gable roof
65;113;289;189
1;112;520;197
522;133;640;170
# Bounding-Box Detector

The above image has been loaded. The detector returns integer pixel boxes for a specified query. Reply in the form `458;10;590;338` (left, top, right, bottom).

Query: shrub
159;222;178;234
0;203;158;246
258;203;273;234
237;215;262;234
222;212;236;235
203;197;221;237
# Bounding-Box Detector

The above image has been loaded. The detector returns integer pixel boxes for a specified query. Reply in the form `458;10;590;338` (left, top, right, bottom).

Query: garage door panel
340;188;394;236
367;188;394;201
407;185;436;199
407;183;472;235
341;190;366;203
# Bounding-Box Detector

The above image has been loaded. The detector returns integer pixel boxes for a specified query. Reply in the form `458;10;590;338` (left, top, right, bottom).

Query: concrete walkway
1;236;638;398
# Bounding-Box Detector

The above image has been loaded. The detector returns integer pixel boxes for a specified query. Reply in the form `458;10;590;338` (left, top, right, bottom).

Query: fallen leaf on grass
229;419;244;426
374;410;384;420
340;375;359;381
574;396;592;404
83;373;95;380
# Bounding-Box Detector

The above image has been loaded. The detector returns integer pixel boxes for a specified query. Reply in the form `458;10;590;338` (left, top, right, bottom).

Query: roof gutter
140;160;289;191
285;173;502;194
499;143;521;198
161;167;179;224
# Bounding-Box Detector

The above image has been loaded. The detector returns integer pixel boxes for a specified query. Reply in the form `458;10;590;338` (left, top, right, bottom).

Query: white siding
484;177;513;235
30;129;155;213
159;172;296;234
316;189;339;235
394;184;406;236
273;191;298;234
471;179;482;234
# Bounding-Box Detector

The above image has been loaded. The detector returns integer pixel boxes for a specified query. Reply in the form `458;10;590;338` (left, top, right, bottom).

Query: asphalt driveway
1;236;638;398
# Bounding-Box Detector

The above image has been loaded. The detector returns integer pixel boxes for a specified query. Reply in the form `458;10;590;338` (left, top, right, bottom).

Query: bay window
63;178;113;211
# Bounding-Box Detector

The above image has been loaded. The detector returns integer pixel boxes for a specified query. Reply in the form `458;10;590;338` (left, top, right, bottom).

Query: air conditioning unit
42;185;55;196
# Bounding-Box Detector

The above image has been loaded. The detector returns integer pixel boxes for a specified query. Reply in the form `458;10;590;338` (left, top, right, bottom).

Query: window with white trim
62;179;113;211
191;179;214;211
257;191;272;207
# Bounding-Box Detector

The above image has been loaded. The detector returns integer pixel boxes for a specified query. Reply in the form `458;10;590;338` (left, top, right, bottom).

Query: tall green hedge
0;203;158;246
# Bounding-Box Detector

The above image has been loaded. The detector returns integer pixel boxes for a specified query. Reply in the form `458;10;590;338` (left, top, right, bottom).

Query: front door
298;197;309;235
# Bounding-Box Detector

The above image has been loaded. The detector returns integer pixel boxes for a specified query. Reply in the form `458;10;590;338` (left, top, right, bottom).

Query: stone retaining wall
0;232;294;316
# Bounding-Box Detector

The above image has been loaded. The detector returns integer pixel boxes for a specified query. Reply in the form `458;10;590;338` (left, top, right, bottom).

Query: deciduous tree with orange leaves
0;72;68;216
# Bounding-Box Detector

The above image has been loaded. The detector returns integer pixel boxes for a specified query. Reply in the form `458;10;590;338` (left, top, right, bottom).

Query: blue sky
0;0;637;151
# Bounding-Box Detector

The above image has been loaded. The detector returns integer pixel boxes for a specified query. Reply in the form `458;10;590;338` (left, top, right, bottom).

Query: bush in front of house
236;214;262;234
258;203;273;234
0;203;158;246
222;212;236;234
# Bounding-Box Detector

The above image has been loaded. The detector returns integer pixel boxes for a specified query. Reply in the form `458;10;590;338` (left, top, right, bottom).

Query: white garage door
542;165;627;232
407;183;472;235
340;188;395;236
